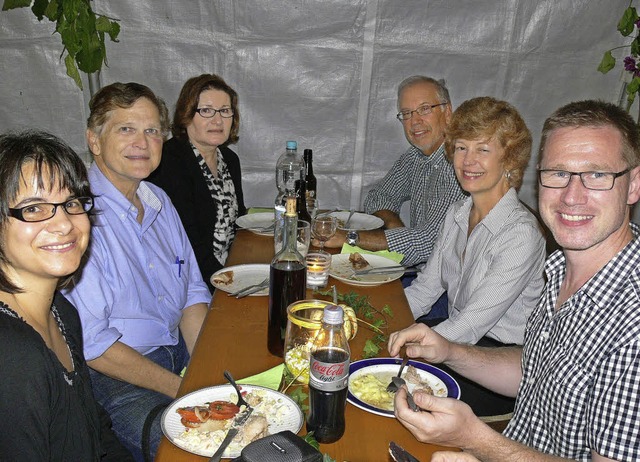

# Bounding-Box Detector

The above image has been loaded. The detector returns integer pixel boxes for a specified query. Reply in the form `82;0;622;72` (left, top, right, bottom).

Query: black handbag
236;431;323;462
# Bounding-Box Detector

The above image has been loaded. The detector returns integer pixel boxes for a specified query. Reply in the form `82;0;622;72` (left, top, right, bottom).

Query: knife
208;406;254;462
354;265;419;275
234;280;269;298
344;209;356;229
389;441;421;462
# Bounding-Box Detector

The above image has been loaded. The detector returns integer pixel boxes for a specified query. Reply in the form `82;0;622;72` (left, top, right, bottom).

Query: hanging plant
2;0;120;89
598;2;640;113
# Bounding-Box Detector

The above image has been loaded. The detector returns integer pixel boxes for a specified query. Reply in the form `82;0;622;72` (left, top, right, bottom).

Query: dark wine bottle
267;195;307;357
304;149;317;201
295;179;312;224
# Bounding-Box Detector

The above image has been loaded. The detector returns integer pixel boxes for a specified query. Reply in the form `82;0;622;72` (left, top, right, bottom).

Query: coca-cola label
309;357;350;392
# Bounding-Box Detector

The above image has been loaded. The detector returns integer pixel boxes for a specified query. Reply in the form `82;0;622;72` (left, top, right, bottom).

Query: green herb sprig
315;288;393;358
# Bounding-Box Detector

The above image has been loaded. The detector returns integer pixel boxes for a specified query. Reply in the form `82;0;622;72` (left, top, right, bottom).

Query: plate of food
210;264;269;296
347;358;460;418
161;384;304;458
328;211;384;231
329;253;404;286
236;212;275;236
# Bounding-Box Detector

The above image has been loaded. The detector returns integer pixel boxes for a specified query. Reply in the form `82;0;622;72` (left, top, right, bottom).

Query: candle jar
283;299;358;385
305;252;331;288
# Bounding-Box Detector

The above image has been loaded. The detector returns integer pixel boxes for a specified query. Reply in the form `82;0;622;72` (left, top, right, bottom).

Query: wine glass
311;216;337;253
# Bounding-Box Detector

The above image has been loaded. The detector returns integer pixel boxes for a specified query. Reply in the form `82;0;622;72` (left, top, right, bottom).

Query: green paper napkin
340;243;404;264
236;364;284;390
248;207;274;214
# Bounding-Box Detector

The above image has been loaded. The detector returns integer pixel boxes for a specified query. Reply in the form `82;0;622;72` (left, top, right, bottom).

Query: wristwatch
346;230;359;246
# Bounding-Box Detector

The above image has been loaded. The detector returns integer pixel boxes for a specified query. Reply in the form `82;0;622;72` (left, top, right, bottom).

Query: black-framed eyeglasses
537;169;630;191
194;107;234;119
396;102;447;121
9;197;94;223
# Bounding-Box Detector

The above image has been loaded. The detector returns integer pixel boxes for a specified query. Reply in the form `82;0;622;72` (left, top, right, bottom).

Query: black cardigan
147;137;246;290
0;293;133;461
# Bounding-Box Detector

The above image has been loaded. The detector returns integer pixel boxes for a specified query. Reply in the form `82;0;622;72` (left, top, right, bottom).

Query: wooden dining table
155;229;459;461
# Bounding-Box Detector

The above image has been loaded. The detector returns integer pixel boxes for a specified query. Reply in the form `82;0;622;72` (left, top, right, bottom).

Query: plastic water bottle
275;141;304;251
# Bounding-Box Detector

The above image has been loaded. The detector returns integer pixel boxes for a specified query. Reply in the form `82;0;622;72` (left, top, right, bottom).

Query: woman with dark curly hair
148;74;246;290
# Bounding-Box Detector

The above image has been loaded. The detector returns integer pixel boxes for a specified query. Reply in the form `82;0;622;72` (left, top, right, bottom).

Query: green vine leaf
598;50;616;74
618;6;639;37
2;0;30;10
632;38;640;57
363;339;381;358
2;0;120;89
64;53;82;88
30;0;48;19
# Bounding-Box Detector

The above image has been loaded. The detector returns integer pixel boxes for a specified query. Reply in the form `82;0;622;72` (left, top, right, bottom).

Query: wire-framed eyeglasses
537;169;630;191
194;107;234;119
396;102;447;121
9;197;94;222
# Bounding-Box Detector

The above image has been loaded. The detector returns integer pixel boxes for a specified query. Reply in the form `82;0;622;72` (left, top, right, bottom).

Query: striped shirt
505;224;640;460
363;144;465;266
405;188;546;344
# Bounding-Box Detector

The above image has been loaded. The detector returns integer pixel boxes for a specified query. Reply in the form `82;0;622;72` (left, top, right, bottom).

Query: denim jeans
89;335;190;462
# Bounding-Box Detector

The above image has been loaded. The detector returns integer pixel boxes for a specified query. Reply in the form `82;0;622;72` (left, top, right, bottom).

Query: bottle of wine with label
267;195;307;357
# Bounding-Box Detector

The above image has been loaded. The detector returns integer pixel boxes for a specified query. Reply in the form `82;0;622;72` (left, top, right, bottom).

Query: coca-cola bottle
307;305;350;443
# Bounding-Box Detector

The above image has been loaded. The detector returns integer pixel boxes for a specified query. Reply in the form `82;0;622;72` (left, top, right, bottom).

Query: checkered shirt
504;223;640;461
363;144;465;266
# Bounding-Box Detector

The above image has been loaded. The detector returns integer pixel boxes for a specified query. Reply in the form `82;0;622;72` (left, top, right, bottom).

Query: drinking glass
311;215;337;252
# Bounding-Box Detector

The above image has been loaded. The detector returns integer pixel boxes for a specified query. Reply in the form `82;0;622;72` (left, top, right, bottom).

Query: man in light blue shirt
64;82;211;462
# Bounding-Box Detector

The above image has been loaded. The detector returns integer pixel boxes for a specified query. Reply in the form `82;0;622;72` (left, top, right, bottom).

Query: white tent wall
0;0;636;219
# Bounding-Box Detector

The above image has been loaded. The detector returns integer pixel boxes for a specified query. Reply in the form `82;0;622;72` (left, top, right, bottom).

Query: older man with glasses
389;99;640;462
323;75;465;271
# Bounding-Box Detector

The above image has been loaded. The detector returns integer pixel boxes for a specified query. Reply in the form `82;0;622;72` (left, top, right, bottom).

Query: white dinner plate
210;264;269;296
328;211;384;231
329;254;404;286
347;358;461;418
161;384;304;458
236;212;275;236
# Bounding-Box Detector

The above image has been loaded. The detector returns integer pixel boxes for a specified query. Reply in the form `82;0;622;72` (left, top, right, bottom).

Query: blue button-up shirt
63;164;211;360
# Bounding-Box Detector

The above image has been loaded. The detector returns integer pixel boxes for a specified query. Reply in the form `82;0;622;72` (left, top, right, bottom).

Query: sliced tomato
176;405;210;426
208;400;240;420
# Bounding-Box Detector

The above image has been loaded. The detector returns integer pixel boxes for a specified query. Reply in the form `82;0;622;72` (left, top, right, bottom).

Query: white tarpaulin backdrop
0;0;636;218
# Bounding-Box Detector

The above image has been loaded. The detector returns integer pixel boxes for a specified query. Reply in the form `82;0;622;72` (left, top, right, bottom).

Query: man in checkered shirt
323;76;465;266
389;100;640;461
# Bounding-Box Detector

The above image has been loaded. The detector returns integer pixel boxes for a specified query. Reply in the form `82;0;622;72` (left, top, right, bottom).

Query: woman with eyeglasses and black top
148;74;246;291
0;131;133;461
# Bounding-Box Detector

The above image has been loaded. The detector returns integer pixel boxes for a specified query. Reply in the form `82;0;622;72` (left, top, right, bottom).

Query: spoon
391;376;420;412
386;356;409;392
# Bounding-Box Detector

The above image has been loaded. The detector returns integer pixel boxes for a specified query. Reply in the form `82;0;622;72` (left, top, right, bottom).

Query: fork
224;370;250;408
386;356;409;393
227;277;269;297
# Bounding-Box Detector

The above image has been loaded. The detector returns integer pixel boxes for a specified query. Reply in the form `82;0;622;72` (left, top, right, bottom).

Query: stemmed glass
311;216;337;253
